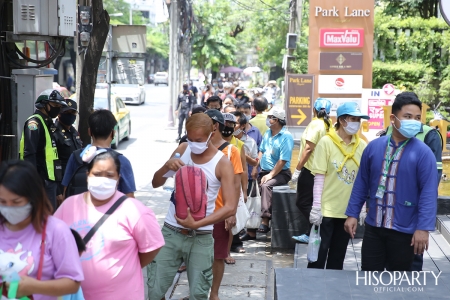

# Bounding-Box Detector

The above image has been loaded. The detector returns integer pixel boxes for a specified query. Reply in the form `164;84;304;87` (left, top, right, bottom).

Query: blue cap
314;98;331;114
336;102;370;120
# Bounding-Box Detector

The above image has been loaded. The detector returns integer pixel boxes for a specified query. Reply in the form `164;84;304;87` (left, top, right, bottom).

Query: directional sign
286;74;314;127
383;83;395;95
291;109;307;125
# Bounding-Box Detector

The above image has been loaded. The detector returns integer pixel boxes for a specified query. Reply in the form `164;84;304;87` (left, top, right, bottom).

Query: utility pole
106;24;112;111
75;0;87;107
167;0;178;128
296;0;303;38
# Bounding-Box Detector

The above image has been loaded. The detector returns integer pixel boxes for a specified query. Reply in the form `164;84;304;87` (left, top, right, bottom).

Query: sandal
231;246;246;253
224;256;236;264
257;224;271;233
240;233;256;241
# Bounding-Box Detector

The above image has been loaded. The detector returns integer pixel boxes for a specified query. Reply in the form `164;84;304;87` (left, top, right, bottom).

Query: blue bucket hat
314;98;331;114
337;102;370;120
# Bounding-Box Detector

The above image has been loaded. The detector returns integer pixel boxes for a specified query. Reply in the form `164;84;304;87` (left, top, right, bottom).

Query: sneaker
292;234;309;243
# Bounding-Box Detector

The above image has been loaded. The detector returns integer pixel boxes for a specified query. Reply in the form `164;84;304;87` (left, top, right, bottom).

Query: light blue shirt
259;126;294;171
62;287;85;300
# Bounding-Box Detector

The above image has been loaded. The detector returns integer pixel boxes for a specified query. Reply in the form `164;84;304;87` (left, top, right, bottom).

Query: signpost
318;75;363;94
319;52;363;70
382;83;395;95
286;74;314;127
319;28;364;48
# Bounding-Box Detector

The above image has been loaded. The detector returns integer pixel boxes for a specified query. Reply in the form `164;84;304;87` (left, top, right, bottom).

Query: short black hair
87;150;121;175
253;97;268;112
71;229;86;253
392;92;422;115
88;109;117;140
206;95;222;106
232;111;247;126
334;115;349;130
192;105;207;115
238;103;251;110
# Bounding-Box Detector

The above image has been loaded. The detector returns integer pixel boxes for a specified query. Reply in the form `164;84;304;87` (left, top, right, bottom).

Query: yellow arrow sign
291;109;307;125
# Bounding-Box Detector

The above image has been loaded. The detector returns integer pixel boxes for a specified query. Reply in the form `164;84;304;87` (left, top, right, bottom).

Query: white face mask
0;203;32;225
343;120;361;135
188;133;212;155
88;177;118;200
233;128;242;136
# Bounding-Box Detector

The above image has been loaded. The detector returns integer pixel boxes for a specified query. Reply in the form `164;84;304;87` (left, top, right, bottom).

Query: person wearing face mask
206;95;223;111
61;109;136;199
55;151;164;300
237;103;263;147
0;160;83;300
249;97;269;136
54;99;83;205
19;89;67;211
243;107;293;240
235;89;250;106
306;102;368;269
345;93;438;272
149;113;237;300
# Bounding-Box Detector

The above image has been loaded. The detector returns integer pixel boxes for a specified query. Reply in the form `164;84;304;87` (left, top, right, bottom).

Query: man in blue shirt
345;92;438;271
243;107;293;238
62;109;136;198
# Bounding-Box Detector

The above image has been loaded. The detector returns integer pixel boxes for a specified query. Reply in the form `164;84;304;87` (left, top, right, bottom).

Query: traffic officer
54;98;83;204
19;89;67;210
175;83;196;142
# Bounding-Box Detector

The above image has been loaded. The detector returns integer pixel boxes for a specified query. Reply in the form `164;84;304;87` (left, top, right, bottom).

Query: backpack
174;164;208;221
64;147;122;198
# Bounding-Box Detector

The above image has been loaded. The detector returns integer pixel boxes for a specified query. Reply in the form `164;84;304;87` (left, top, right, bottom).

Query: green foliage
146;24;169;58
103;0;145;25
191;0;236;73
377;0;439;19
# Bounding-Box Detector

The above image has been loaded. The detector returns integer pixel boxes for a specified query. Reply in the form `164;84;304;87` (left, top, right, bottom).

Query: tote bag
245;181;262;229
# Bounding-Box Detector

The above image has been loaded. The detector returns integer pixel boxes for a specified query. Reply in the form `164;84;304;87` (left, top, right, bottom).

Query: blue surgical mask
266;119;271;127
245;114;251;121
393;116;421;138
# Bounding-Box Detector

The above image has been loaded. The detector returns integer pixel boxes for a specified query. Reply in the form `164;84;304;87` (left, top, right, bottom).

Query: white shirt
240;134;258;159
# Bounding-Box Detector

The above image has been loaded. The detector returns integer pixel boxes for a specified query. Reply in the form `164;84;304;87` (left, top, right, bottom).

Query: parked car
70;90;131;149
154;72;169;86
111;84;146;105
148;74;155;84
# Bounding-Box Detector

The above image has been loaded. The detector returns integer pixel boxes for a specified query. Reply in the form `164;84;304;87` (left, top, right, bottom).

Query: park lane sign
315;6;371;17
286;74;314;127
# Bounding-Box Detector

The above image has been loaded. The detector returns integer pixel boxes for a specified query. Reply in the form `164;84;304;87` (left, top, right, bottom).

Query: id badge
376;185;385;199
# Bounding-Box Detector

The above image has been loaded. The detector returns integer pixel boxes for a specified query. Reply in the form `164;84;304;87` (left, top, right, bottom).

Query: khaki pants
147;226;214;300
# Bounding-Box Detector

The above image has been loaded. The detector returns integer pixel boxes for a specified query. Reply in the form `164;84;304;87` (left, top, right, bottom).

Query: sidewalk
135;183;294;300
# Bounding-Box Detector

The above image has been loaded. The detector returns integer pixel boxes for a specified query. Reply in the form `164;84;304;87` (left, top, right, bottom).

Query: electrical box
111;25;147;53
12;68;57;155
13;0;76;37
286;33;298;49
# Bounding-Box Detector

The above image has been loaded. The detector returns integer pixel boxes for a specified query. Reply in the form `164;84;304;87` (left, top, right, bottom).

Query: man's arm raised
152;143;188;188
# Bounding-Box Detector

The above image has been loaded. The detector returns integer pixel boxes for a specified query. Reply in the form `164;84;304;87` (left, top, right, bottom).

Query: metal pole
130;8;132;25
75;0;86;112
167;0;178;128
106;24;112;111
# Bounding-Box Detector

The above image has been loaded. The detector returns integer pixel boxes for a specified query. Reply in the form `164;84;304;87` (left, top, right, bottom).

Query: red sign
383;83;395;95
319;28;364;48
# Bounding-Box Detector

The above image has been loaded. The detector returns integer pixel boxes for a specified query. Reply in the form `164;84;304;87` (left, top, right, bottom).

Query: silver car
111;84;146;105
154;72;169;86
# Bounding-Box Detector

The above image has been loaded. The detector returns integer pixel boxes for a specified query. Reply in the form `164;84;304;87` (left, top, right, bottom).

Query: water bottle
163;153;180;192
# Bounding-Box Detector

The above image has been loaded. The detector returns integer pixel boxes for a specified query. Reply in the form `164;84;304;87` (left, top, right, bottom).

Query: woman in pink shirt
54;150;164;300
0;160;83;300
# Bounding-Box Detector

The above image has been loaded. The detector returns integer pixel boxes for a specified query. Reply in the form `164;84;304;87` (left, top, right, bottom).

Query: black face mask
59;113;76;126
46;104;61;118
221;124;234;137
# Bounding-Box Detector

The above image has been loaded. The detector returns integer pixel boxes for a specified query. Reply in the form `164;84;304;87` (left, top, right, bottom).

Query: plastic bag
307;225;321;263
245;182;262;229
231;190;250;235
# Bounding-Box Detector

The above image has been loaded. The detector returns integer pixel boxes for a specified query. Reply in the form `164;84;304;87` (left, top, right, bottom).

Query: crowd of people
0;87;442;300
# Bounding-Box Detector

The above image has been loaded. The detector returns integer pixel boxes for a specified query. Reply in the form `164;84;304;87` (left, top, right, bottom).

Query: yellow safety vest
19;114;59;181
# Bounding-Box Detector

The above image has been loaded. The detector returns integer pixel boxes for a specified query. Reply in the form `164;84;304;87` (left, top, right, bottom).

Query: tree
147;24;169;59
103;0;145;25
378;0;439;19
78;0;110;144
191;0;236;74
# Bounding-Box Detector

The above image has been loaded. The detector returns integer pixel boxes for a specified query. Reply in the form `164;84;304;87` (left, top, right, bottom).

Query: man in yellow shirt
249;97;269;136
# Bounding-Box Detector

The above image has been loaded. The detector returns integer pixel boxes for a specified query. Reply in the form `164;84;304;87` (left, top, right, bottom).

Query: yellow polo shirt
310;132;367;219
231;136;244;152
299;118;329;171
250;114;269;137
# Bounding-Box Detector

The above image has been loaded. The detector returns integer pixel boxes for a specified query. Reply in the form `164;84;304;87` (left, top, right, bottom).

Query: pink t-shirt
54;191;164;300
0;216;84;300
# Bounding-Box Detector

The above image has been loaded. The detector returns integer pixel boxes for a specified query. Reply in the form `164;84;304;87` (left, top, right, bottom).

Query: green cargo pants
147;226;214;300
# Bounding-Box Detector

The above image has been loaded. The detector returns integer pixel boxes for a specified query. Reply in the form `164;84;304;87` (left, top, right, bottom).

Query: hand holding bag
245;181;262;229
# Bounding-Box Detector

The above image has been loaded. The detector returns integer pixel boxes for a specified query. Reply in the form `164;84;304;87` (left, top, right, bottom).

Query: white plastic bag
245;181;262;229
231;190;250;235
307;225;321;263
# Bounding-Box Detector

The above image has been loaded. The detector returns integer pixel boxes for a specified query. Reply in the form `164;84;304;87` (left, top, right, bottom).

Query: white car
154;72;169;86
111;84;146;105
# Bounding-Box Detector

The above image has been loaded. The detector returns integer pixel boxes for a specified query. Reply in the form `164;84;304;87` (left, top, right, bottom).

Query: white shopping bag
307;225;321;263
245;181;262;229
231;190;250;235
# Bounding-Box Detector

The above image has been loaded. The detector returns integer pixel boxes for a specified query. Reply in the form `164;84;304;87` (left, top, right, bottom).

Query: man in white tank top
148;113;237;300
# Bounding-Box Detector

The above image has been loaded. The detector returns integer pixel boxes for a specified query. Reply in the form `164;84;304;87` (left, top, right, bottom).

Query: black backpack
64;148;122;198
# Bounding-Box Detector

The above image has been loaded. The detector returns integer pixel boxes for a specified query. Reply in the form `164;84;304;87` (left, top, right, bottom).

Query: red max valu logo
320;28;364;48
335;78;345;87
